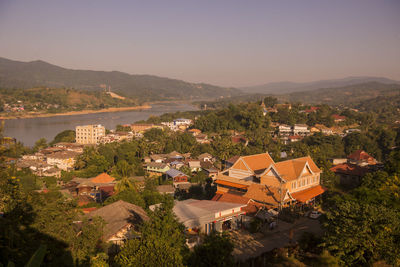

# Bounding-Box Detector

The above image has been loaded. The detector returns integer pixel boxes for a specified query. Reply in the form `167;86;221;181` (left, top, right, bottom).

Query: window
302;179;305;186
298;180;301;187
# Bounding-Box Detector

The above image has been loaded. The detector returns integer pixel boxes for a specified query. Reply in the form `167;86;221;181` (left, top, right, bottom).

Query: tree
353;171;400;210
179;165;192;176
320;170;337;190
204;178;217;200
263;97;278;108
114;177;135;193
188;233;234;267
323;199;400;265
104;189;146;208
84;154;110;177
191;171;208;184
385;150;400;174
144;128;167;142
50;130;75;145
188;185;204;200
115;160;133;178
74;146;98;170
0;177;104;266
116;200;187;267
116;124;131;132
33;138;47;152
315;250;340;267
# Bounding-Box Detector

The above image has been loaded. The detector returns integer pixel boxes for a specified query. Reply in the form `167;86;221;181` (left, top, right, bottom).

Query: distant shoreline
0;105;152;120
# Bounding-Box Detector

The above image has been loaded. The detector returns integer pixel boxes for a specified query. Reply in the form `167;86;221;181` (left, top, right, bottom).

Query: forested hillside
0;57;241;101
281;82;400;106
0;88;139;115
241;76;400;94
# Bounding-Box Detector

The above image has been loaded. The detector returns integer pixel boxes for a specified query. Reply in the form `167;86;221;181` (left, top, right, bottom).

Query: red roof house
347;150;377;166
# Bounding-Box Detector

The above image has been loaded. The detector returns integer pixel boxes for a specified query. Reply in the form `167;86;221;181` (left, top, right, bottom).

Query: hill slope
0;87;141;117
242;76;400;94
279;82;400;106
0;57;241;101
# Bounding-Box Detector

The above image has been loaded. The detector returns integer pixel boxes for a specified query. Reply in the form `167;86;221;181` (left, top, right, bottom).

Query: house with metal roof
173;199;246;235
166;168;189;186
87;200;149;244
146;162;170;176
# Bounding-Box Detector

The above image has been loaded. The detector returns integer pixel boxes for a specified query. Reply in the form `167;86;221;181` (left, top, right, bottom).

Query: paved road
231;217;323;261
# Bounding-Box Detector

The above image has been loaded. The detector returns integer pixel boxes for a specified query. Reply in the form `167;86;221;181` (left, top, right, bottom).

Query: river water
3;103;197;147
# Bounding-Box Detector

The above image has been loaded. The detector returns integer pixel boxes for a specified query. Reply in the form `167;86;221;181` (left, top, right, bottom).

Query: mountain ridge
241;76;400;94
279;81;400;106
0;57;241;102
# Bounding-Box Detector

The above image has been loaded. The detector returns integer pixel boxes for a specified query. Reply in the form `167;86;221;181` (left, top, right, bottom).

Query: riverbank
0;105;152;120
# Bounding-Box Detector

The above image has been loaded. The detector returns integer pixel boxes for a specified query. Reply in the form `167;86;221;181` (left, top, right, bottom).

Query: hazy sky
0;0;399;87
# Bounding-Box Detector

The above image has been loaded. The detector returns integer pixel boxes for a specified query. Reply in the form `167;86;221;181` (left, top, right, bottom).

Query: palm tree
114;177;135;193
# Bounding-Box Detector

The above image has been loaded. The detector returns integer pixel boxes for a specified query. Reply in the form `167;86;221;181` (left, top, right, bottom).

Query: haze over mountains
280;81;400;106
241;76;400;94
1;57;399;103
0;57;240;102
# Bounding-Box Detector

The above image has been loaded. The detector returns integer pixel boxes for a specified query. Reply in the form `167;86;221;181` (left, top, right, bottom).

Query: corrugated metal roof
166;168;187;178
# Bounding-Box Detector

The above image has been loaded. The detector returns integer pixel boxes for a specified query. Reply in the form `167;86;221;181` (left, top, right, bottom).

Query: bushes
249;217;263;233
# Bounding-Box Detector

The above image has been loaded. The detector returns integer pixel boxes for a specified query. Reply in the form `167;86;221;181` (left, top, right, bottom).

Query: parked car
309;210;322;219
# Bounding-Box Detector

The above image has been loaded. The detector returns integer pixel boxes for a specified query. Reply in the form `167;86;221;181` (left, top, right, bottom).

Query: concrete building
46;151;80;171
75;124;105;144
292;124;310;136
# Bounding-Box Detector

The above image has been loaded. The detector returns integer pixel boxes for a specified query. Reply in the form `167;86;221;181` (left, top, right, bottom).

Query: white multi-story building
173;118;192;126
46;151;80;171
278;124;292;136
75;124;105;144
293;124;310;136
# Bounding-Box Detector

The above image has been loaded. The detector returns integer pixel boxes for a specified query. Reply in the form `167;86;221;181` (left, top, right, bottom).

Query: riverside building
75;124;105;144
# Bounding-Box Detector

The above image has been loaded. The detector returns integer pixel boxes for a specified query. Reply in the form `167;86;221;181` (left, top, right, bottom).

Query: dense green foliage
321;161;400;266
50;130;76;145
0;174;105;266
116;199;187;267
188;233;234;267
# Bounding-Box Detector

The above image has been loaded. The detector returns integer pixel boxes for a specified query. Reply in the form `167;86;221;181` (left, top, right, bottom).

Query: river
2;103;198;147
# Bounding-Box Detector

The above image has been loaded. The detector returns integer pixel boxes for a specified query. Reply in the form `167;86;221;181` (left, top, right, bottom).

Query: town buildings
214;153;325;209
330;150;378;188
16;142;83;177
46;151;80;171
67;173;116;203
75;124;105;144
166;168;189;188
172;199;246;235
86;200;149;245
277;124;310;137
161;118;193;131
146;162;170;176
347;150;377;166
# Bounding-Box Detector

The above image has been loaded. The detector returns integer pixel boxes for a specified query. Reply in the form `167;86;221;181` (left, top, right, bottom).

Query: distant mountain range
241;76;400;94
279;81;400;106
0;57;240;101
2;57;399;104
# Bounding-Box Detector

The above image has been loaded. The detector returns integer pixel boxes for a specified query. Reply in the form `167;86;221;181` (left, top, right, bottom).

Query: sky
0;0;399;87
